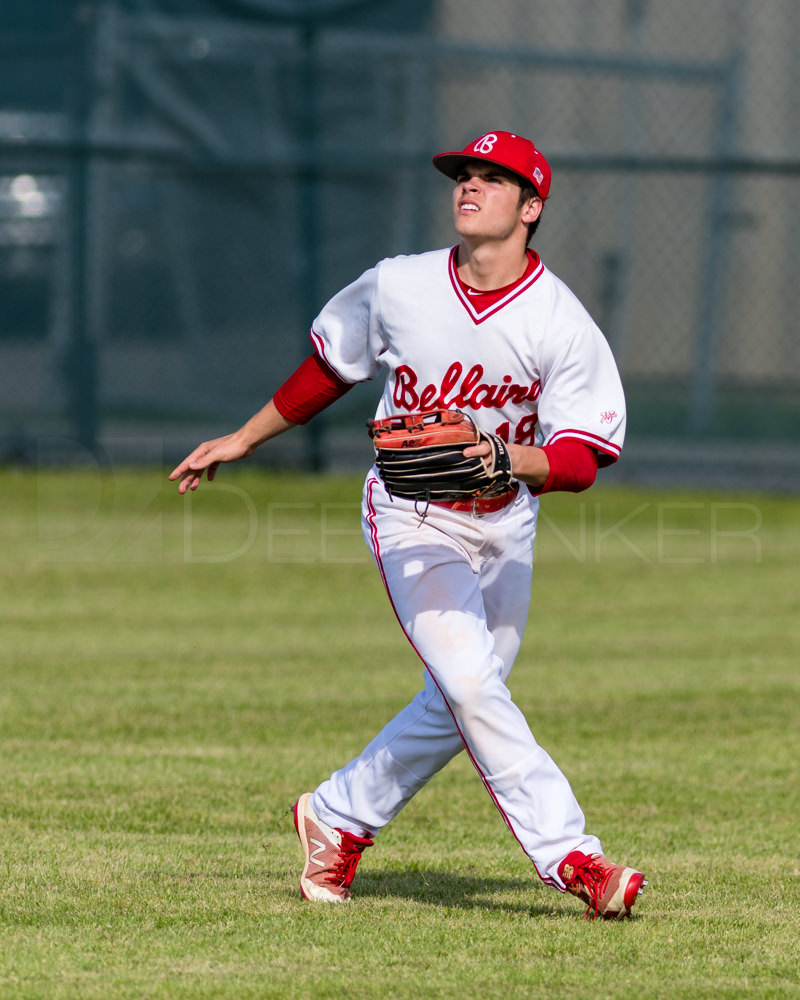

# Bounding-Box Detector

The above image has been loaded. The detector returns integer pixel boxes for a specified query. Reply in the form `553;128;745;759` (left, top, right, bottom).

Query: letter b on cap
473;133;498;154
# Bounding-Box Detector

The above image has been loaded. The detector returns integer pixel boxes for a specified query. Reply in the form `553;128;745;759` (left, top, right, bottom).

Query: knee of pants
430;658;509;721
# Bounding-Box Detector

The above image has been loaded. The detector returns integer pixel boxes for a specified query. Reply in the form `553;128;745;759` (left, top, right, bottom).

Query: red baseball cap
433;130;551;200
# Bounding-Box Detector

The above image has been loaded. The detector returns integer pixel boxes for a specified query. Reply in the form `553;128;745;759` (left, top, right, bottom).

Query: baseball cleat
558;850;646;920
292;792;374;902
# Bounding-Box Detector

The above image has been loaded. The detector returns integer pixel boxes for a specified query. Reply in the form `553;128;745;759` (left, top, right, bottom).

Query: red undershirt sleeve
535;438;599;495
272;351;355;425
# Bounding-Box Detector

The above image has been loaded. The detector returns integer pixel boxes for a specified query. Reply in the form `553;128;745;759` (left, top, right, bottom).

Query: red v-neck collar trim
448;247;544;325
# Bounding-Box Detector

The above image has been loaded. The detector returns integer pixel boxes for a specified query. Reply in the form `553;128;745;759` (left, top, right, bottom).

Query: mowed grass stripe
1;470;798;999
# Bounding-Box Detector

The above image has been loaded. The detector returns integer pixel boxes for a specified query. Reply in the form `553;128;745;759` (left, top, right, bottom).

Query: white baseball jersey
308;245;625;885
310;246;626;464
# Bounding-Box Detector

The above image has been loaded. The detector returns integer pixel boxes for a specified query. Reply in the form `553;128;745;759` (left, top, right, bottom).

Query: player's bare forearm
464;440;549;489
168;400;296;494
506;442;549;487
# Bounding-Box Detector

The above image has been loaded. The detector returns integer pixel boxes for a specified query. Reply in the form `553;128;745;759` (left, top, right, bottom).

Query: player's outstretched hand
168;433;251;494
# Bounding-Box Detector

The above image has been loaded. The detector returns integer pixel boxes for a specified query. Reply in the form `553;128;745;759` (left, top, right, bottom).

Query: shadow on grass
353;867;563;916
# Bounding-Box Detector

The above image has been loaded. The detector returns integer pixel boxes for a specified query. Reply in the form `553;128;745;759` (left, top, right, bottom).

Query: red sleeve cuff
272;352;354;425
536;439;599;495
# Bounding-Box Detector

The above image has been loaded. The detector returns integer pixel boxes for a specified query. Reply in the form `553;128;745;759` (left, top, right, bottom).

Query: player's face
452;163;541;246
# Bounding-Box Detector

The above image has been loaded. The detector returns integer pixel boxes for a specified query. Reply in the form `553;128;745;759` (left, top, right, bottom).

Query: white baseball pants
312;471;602;888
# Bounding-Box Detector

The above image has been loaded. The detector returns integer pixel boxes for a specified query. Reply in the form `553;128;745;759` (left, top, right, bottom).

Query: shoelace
567;856;612;920
325;832;374;887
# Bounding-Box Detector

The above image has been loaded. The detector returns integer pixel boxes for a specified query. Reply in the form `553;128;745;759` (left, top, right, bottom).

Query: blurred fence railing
1;1;798;489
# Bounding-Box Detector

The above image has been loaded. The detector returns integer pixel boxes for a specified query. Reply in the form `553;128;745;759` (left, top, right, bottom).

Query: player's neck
456;239;531;291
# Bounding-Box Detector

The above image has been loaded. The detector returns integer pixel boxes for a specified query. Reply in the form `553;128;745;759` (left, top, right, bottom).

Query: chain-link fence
1;0;798;488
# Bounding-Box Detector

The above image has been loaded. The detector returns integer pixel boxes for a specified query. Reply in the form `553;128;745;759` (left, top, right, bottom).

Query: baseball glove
367;408;514;503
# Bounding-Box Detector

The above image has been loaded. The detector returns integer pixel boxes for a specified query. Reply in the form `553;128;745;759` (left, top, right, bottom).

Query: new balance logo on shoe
309;837;327;867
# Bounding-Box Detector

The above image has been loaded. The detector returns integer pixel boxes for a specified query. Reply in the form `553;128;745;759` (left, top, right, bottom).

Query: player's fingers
168;444;211;481
170;435;237;491
177;469;203;494
463;442;491;458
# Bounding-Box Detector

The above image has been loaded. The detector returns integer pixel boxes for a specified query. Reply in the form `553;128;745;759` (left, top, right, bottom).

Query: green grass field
1;467;799;999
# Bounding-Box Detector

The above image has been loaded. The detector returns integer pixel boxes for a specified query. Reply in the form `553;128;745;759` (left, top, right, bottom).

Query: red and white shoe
292;793;374;902
558;850;647;920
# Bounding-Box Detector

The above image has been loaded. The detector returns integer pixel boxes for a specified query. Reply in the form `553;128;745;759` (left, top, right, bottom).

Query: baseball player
170;130;646;919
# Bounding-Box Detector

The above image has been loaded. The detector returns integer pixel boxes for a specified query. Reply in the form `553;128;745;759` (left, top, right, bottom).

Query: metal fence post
299;12;324;472
687;48;744;435
64;1;98;453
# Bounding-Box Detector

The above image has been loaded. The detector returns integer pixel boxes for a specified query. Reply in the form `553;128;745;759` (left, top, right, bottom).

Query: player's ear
520;196;543;225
